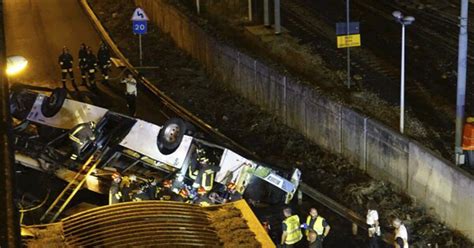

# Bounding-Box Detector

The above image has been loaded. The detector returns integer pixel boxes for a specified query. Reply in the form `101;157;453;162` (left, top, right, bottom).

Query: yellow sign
337;34;361;48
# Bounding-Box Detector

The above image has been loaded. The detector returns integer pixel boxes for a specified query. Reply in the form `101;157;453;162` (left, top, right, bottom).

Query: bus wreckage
11;88;301;230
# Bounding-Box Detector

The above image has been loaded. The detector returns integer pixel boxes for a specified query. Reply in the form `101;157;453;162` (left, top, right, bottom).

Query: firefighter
281;207;303;247
193;186;212;206
85;47;98;89
58;46;79;91
174;187;191;203
78;43;88;85
302;208;330;248
120;73;137;116
190;149;218;192
97;42;112;85
68;121;96;161
119;176;133;202
222;182;242;203
110;172;122;204
157;179;174;201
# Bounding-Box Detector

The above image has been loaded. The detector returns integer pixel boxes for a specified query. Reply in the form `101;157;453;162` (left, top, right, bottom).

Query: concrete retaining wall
135;0;474;240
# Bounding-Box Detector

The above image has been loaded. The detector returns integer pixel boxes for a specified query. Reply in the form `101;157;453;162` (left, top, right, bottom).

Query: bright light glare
6;56;28;76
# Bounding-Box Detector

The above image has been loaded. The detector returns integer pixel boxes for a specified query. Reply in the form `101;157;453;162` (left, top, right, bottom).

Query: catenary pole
455;0;469;164
400;24;406;133
346;0;351;88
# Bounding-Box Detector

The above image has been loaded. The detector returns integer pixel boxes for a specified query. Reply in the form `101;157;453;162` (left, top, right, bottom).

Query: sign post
336;1;361;89
131;8;149;66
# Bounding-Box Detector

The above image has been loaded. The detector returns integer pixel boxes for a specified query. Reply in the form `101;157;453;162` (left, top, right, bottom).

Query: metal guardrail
80;0;393;245
0;0;21;246
299;182;392;244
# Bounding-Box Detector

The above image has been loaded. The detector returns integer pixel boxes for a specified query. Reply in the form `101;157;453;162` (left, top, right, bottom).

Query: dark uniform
85;48;98;89
110;179;121;204
58;47;79;91
97;43;112;84
156;187;174;201
78;44;88;85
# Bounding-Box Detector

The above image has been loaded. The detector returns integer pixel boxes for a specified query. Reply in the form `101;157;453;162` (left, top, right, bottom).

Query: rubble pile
208;205;260;248
89;0;473;247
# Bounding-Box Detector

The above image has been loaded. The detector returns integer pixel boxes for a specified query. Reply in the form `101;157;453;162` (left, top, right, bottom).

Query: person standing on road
367;200;381;248
97;42;112;85
121;72;137;116
303;208;330;248
281;207;303;248
58;46;79;91
393;218;409;248
85;47;98;89
78;43;88;85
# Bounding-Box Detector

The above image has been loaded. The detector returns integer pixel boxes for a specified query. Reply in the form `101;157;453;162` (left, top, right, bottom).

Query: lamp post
392;11;415;134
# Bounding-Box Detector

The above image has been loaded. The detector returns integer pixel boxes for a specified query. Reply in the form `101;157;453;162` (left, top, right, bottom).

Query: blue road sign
133;21;147;35
336;22;360;35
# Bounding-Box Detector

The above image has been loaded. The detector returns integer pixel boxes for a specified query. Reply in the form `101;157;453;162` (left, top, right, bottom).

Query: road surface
4;0;165;124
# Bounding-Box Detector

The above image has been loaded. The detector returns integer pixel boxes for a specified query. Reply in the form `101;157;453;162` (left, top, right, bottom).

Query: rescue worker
193;186;212;206
222;182;242;203
392;218;409;248
110;173;122;204
366;200;380;248
78;43;88;85
97;42;112;85
281;207;303;247
120;72;137;116
145;177;158;200
303;208;330;248
190;149;219;192
85;47;98;89
120;176;136;202
307;230;318;248
174;187;191;203
133;178;157;201
68;121;96;161
262;219;271;233
58;46;79;91
156;179;174;201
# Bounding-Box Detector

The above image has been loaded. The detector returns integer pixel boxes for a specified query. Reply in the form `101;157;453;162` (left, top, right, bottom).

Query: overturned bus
11;87;301;223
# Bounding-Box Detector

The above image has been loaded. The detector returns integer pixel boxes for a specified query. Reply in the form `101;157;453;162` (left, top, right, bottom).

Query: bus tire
157;118;187;155
41;88;66;117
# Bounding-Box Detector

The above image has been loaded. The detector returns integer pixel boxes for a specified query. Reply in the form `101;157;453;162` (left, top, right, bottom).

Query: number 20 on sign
133;21;147;35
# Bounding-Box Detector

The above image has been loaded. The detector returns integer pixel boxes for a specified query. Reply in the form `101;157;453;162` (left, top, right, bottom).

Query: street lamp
6;55;28;76
392;11;415;134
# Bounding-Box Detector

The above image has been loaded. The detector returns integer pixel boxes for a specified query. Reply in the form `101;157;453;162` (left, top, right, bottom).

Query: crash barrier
0;0;21;245
21;200;275;247
299;182;393;244
135;0;474;240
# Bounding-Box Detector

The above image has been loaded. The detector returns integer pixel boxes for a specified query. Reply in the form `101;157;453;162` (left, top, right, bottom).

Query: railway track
282;0;460;159
356;0;474;64
282;0;401;85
